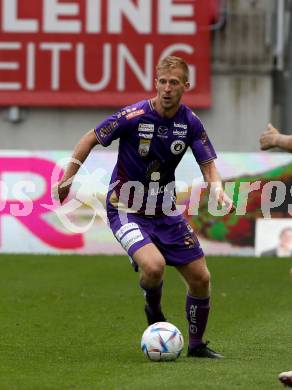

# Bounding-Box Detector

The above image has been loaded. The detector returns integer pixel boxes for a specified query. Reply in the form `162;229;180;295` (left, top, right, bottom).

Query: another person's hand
259;123;280;150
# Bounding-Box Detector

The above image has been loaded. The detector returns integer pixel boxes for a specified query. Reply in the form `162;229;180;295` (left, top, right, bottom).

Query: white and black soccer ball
141;321;184;361
279;371;292;387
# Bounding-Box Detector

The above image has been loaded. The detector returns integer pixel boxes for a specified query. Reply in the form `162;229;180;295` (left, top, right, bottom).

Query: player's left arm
200;160;235;211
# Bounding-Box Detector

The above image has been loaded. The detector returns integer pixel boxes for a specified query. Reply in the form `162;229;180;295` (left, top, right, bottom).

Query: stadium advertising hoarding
0;0;212;108
255;219;292;257
1;150;292;255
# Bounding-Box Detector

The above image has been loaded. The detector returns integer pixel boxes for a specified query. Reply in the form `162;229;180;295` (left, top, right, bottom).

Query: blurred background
1;0;291;151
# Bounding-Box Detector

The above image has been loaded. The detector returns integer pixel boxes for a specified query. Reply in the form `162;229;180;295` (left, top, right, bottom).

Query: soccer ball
278;371;292;387
141;322;184;361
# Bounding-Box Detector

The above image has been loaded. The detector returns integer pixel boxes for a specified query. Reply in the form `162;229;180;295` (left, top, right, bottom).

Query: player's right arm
200;160;235;212
56;105;134;204
56;129;99;204
260;123;292;151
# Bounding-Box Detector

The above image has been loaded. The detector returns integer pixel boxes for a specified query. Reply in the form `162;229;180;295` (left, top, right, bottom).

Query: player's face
280;230;292;249
155;67;190;113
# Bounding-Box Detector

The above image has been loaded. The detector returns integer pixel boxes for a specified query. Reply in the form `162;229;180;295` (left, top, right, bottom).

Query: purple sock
186;293;210;349
140;281;163;314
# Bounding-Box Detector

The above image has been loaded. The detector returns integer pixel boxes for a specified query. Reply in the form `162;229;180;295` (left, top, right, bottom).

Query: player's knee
143;257;165;281
202;270;211;285
189;270;210;291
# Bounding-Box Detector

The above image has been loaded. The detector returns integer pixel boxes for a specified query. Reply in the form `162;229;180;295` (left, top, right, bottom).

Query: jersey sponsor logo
117;107;137;119
138;139;151;157
158;126;168;135
200;130;208;144
120;229;144;252
99;120;119;137
126;109;145;120
150;171;160;181
157;126;168;138
145;160;161;181
189;304;198;334
139;133;153;139
138;123;154;132
173;129;187;137
174;122;187;130
170;140;186;155
115;222;139;241
149;184;172;196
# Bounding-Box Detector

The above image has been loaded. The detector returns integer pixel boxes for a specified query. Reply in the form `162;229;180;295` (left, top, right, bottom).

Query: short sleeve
189;112;217;165
94;111;128;147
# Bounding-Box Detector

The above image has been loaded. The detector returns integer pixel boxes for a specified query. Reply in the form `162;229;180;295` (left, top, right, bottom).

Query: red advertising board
0;0;212;108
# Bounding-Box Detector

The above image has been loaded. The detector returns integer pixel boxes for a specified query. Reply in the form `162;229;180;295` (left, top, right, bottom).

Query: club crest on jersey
170;140;186;155
138;139;151;157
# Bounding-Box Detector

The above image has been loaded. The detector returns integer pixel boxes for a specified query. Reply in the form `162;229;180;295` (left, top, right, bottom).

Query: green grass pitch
0;254;291;389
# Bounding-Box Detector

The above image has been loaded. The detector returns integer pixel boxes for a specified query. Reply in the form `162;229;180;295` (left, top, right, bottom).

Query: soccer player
260;123;292;151
57;56;233;359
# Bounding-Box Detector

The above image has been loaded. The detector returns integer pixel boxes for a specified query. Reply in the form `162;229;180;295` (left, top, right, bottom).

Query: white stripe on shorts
115;222;139;241
120;229;144;252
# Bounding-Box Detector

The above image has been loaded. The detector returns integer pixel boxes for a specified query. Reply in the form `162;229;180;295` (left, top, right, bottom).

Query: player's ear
184;81;190;91
154;78;158;90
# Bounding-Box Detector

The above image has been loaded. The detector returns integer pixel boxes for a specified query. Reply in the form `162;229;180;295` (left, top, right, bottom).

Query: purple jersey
94;99;216;216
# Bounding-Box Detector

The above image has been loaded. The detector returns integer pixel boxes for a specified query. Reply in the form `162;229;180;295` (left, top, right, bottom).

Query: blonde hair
156;56;189;82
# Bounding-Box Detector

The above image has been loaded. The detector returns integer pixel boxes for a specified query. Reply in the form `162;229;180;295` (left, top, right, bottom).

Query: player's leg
176;257;210;348
107;210;167;325
132;243;167;324
150;214;222;358
176;258;223;358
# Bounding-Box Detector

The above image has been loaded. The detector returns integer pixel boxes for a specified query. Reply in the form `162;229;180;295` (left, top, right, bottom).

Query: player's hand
52;179;72;204
214;187;236;213
259;123;280;150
